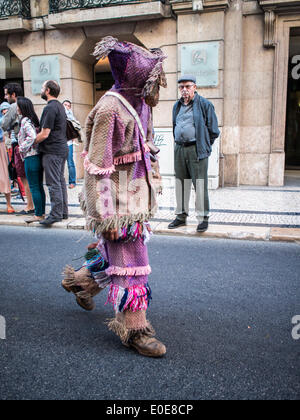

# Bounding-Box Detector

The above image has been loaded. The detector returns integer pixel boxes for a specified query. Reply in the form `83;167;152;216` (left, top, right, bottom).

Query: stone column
239;9;274;186
222;0;243;186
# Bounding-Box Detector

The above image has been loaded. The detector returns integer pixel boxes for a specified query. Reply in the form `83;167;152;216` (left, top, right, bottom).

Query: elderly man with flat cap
168;75;220;232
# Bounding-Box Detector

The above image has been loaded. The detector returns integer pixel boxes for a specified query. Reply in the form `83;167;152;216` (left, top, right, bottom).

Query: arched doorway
0;49;23;102
94;57;114;104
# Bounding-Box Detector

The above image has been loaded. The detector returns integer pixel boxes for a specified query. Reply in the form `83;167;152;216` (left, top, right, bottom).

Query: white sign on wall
153;128;175;176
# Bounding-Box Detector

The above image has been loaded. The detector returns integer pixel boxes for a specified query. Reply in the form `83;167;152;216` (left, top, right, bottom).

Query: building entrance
0;50;23;103
94;57;114;105
285;33;300;170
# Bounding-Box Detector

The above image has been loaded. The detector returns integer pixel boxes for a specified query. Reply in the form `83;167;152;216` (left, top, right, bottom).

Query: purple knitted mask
93;37;167;97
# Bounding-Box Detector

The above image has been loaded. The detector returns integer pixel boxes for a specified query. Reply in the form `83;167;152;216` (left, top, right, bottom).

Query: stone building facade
0;0;299;187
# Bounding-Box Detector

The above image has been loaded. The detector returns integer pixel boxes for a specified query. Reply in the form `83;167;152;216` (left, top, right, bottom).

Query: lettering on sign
291;55;300;80
39;61;51;75
192;49;207;65
292;315;300;340
0;316;6;340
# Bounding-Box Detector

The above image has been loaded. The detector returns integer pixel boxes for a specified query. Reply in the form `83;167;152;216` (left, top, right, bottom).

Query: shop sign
30;55;60;95
181;42;219;87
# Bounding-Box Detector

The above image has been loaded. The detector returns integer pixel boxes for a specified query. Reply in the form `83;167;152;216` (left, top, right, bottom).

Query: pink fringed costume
68;37;167;356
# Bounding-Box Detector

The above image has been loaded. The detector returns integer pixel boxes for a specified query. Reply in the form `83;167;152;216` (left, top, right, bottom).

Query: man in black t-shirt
35;80;69;226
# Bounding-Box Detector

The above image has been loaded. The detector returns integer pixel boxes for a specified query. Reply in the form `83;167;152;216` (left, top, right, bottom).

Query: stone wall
1;0;297;187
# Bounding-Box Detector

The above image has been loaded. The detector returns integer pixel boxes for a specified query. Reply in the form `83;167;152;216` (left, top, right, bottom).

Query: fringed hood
93;36;167;98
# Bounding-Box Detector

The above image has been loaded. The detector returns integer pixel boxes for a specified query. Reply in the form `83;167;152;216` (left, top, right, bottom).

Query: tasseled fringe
106;318;155;344
114;151;142;166
83;253;106;271
93;271;111;289
62;265;105;298
62;265;81;288
143;61;168;98
93;36;118;60
106;284;152;313
83;146;149;169
107;317;131;343
106;265;152;277
84;155;115;176
118;222;152;244
85;211;155;235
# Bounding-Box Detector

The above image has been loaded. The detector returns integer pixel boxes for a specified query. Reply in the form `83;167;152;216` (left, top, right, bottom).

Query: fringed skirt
101;237;152;314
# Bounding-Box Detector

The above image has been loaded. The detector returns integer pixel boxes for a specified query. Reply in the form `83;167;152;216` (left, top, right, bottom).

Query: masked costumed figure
62;37;167;357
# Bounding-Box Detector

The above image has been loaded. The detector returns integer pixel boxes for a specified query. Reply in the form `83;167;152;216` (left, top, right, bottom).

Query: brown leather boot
107;311;166;358
129;333;167;358
62;266;99;311
75;295;95;311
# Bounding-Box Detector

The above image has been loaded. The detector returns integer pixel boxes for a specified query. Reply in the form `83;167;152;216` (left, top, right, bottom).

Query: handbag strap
105;91;147;142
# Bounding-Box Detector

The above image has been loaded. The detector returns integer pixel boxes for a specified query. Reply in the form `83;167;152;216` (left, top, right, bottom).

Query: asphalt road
0;226;299;401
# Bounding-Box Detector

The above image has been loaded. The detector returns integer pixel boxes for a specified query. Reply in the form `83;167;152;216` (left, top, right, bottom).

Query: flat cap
178;74;196;84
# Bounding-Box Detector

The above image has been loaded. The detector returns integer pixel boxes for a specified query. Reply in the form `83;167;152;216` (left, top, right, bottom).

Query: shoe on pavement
197;217;209;232
168;218;186;229
39;216;62;226
16;209;35;216
128;333;167;358
25;215;44;224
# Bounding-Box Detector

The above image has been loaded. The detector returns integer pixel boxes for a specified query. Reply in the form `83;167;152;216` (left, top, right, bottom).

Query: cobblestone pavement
1;172;300;242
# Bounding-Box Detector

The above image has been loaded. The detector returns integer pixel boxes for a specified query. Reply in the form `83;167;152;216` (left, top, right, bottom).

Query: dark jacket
172;92;220;160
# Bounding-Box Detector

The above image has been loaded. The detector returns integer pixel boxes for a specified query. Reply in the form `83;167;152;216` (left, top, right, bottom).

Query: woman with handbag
17;97;46;223
0;102;15;214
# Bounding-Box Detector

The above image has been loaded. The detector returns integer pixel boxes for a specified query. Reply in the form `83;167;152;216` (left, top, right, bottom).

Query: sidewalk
1;172;300;243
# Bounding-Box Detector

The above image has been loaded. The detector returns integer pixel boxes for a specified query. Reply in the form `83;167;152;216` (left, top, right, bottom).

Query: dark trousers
24;155;46;217
42;153;68;219
174;144;209;222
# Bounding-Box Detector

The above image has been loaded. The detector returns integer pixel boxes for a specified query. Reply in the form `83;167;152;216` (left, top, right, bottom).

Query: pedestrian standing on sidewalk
168;75;220;233
17;97;46;223
1;83;35;214
0;102;15;214
35;80;69;226
62;100;77;190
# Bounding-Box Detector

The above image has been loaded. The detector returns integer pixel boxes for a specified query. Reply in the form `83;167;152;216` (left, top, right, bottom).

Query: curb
1;215;300;243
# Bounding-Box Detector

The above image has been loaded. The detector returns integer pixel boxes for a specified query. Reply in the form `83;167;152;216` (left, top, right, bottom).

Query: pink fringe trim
81;150;88;159
84;156;115;176
106;265;151;277
114;151;142;166
106;284;150;312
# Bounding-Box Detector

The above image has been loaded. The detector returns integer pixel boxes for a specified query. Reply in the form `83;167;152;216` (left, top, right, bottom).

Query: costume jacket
80;37;166;235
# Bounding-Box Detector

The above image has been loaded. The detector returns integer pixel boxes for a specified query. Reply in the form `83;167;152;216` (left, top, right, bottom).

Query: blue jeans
24;155;46;217
67;144;76;185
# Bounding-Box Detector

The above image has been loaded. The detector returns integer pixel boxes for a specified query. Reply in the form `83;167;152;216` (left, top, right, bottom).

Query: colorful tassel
106;284;152;313
106;264;151;277
84;155;115;176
